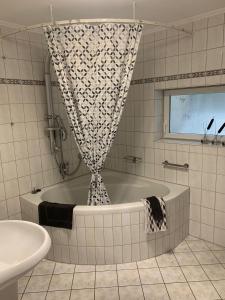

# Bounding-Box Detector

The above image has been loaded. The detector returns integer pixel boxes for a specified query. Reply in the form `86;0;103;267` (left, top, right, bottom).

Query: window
164;86;225;140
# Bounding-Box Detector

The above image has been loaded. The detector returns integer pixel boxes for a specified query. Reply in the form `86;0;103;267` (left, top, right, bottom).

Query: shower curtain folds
44;23;143;205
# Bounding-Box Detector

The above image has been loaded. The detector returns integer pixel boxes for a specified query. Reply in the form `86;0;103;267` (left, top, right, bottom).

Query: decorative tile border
0;78;45;85
0;68;225;86
131;68;225;85
0;78;59;86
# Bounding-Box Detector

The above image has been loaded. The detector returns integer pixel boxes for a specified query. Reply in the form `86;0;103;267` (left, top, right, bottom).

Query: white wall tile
201;190;215;209
2;161;17;180
207;25;224;49
191;51;206;72
5;59;20;79
192;29;207;51
0;143;15;162
206;48;223;70
2;39;18;59
208;14;224;27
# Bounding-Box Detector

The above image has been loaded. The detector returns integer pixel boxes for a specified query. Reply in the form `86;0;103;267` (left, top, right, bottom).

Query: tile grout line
136;261;145;300
68;266;76;300
19;236;225;299
43;261;56;300
154;252;172;300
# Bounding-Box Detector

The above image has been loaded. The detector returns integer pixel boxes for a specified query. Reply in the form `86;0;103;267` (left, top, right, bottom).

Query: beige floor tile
21;292;47;300
142;283;170;300
96;264;116;271
173;241;191;253
206;242;224;251
202;264;225;280
189;281;220;300
119;285;144;300
160;266;186;283
25;275;51;293
117;269;140;286
139;267;163;284
72;272;95;289
46;290;71;300
181;266;208;281
175;252;199;266
212;279;225;298
24;270;33;277
166;282;195;300
95;287;119;300
117;262;137;270
156;253;178;267
49;273;73;291
70;289;94;300
75;265;95;272
18;276;30;293
95;271;117;288
32;260;55;275
213;251;225;263
137;257;158;269
187;240;209;251
194;251;219;265
185;235;200;241
54;262;75;274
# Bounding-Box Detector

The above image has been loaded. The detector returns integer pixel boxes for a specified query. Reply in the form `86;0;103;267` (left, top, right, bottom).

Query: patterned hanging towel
142;196;167;233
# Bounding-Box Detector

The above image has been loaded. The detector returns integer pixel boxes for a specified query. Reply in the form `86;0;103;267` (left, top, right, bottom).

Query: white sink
0;220;51;299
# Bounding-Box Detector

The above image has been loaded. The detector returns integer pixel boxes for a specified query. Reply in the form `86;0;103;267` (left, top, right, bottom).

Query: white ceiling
1;0;225;26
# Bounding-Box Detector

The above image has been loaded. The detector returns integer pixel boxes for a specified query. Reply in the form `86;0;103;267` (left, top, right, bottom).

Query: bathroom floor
18;235;225;300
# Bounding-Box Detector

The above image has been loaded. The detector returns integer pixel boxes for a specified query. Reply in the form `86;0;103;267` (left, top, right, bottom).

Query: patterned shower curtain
44;23;143;205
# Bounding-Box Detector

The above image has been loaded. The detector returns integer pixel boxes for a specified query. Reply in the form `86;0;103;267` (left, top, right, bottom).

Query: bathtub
20;170;190;265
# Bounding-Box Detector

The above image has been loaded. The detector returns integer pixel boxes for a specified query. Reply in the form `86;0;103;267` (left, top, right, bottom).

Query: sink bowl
0;220;51;298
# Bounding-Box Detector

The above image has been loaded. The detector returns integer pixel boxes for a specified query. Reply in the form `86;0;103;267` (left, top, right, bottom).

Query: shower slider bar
124;155;142;163
162;160;189;170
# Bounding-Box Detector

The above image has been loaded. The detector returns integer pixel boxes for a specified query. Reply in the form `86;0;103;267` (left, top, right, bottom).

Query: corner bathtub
20;170;190;265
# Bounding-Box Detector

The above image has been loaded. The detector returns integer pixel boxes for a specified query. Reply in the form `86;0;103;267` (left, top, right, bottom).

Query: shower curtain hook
132;1;136;20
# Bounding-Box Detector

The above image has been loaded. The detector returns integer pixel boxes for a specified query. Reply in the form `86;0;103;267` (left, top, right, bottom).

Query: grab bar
124;155;142;163
162;160;189;170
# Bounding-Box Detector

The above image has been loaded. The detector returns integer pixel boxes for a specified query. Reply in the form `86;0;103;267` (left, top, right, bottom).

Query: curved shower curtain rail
0;18;192;39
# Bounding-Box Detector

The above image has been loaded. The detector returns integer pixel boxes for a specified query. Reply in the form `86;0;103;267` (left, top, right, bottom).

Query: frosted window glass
170;92;225;135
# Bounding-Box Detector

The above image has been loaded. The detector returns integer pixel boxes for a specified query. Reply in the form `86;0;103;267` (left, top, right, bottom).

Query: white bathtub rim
20;170;189;214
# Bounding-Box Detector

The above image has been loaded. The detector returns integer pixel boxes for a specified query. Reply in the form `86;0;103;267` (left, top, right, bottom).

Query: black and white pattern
44;24;143;205
142;197;167;233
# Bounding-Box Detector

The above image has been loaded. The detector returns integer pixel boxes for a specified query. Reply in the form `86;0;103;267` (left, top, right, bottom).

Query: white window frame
163;86;225;141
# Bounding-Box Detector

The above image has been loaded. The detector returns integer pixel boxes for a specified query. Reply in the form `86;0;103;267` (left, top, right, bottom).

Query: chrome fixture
31;187;41;194
44;54;82;179
201;118;214;144
162;160;189;170
212;122;225;145
123;155;142;163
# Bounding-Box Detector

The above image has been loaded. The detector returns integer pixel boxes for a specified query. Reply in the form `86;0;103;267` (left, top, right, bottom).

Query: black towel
146;196;163;223
38;201;76;229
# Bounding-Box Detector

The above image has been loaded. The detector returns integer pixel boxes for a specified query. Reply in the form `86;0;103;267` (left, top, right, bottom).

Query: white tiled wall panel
0;26;87;219
107;13;225;247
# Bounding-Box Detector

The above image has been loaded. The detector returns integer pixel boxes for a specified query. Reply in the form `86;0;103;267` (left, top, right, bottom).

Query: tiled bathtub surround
107;12;225;247
18;236;225;300
20;172;189;265
0;26;86;220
